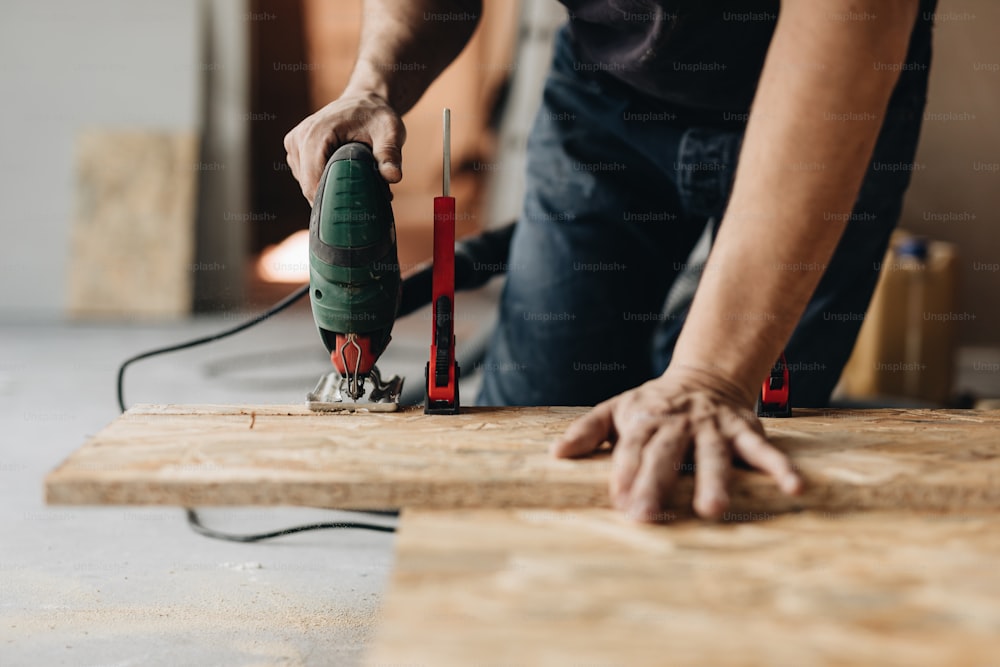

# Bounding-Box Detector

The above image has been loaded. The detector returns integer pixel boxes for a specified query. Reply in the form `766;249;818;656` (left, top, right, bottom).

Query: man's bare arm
670;0;921;401
347;0;482;114
285;0;482;200
555;0;922;521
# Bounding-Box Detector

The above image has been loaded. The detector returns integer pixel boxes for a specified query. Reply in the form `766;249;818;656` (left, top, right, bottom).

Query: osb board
46;406;1000;512
68;130;198;319
367;508;1000;667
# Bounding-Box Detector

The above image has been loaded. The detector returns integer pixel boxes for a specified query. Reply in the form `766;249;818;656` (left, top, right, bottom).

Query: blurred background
0;2;998;663
0;0;998;408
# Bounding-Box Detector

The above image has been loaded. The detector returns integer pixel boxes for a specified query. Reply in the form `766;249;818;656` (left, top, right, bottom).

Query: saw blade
306;367;403;413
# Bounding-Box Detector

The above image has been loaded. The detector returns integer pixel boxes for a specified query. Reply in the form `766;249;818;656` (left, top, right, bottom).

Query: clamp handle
425;109;460;414
756;352;791;418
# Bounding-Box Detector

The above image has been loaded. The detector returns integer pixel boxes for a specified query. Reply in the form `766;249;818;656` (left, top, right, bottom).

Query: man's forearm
346;0;482;113
670;0;920;403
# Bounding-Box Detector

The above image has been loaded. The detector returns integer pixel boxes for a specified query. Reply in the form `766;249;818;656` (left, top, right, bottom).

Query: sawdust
2;567;384;666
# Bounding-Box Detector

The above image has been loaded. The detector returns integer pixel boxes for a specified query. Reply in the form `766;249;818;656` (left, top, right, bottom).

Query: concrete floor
0;288;495;667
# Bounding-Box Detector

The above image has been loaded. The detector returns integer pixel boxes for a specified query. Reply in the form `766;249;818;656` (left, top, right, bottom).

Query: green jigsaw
306;143;404;411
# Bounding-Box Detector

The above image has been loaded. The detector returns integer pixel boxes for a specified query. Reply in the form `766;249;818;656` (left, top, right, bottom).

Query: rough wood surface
367;508;1000;667
46;406;1000;511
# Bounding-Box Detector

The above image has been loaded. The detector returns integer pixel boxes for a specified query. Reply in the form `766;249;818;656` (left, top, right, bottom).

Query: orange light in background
256;229;310;283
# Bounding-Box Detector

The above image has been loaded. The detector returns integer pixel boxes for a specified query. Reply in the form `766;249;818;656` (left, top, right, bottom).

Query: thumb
370;114;405;183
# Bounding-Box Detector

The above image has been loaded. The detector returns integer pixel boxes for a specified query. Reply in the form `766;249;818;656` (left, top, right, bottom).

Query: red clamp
757;351;791;418
425;110;460;414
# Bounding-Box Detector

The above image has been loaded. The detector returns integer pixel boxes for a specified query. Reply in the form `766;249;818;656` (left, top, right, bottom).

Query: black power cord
185;509;395;542
115;223;518;541
115;283;396;541
117;284;309;413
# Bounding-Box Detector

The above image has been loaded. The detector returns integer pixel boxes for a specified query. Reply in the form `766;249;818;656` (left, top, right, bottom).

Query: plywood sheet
68;130;198;319
46;406;1000;511
367;508;1000;667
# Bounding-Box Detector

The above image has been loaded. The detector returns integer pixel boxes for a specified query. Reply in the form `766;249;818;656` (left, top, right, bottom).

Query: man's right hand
284;92;406;204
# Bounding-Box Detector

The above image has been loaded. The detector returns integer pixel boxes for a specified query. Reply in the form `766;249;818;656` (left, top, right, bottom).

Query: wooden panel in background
68;130;198;319
46;406;1000;512
368;508;1000;666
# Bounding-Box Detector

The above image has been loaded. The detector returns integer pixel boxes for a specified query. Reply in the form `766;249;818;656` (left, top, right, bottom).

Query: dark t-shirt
559;0;937;114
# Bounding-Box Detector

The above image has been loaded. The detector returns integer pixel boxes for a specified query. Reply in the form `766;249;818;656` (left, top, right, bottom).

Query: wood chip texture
367;508;1000;667
46;406;1000;513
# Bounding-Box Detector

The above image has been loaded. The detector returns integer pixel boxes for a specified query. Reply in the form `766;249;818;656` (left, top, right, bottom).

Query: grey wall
194;0;250;312
0;0;249;319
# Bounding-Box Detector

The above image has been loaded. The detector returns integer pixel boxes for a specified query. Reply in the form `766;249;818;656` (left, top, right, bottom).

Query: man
285;0;935;522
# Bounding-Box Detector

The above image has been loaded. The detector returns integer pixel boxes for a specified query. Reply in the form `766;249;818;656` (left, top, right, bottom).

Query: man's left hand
551;367;803;522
